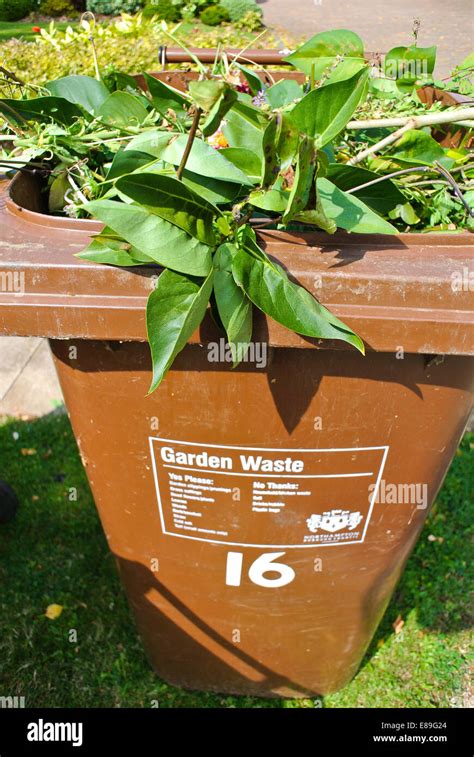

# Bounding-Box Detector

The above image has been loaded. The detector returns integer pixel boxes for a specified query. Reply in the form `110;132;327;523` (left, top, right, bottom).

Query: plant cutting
1;28;472;392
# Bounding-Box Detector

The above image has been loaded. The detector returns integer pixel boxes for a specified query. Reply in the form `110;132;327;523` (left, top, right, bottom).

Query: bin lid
0;180;472;355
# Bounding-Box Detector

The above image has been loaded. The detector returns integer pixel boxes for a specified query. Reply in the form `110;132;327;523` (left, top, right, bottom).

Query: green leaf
287;69;369;146
0;96;85;127
76;233;153;266
265;78;302;108
96;91;149;127
388;202;421;225
284;29;366;83
103;71;144;95
188;79;237;137
277;114;300;170
232;245;364;353
384;45;436;91
219;148;262;182
143;73;189;119
294;192;337;234
327;164;406;213
229;99;267;126
454;51;474;73
261;113;281;187
84;200;212;276
105;149;153;182
282;136;317;223
369;77;405;99
181;170;244;205
222;103;265;158
45;75;110;114
116;173;218;246
125;129;171;156
188;80;226;111
235;64;265;96
127;132;252;185
317;178;398;233
213;243;253;366
216;216;231;237
202;84;238;138
161;135;252;185
452;52;474;95
147;269;213;393
249;185;289;212
48;171;69;213
389;129;452;168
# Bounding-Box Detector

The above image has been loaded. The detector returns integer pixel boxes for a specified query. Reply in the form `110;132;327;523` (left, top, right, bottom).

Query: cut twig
346;109;474;167
176;107;202;180
347;119;415;166
433;161;474;217
253;215;282;228
345;166;431;193
0;66;26;87
345;161;474;218
346;107;474;131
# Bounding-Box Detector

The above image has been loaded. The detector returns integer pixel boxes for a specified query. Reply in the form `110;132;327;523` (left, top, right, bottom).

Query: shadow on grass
0;410;471;707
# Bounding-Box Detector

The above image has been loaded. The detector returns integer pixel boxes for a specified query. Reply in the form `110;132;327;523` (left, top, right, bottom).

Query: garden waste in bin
1;175;472;697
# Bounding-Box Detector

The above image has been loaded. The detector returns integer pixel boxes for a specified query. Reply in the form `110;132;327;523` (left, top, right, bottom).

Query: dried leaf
45;604;63;620
393;615;404;634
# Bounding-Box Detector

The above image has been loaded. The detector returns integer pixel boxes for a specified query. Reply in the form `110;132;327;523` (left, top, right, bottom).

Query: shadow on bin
45;338;472;697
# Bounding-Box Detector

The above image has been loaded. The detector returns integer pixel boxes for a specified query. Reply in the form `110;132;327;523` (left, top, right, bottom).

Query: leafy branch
1;27;472;392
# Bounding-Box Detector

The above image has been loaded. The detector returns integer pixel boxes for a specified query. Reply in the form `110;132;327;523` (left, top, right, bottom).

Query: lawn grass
0;21;73;42
0;410;472;708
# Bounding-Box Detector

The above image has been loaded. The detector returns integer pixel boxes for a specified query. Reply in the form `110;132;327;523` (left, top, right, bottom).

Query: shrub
200;5;229;25
85;0;144;13
219;0;261;22
0;0;34;21
234;9;262;30
142;0;181;21
0;17;284;85
39;0;78;15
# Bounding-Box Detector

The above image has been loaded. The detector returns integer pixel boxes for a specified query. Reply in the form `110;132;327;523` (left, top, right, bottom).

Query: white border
149;437;389;549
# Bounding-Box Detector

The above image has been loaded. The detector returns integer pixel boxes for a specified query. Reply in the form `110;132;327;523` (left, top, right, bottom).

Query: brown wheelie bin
0;55;472;698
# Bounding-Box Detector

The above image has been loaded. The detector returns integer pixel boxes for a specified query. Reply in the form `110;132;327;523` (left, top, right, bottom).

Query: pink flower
236;82;251;94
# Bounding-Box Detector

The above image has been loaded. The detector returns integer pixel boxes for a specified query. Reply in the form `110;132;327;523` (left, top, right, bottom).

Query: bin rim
5;172;474;245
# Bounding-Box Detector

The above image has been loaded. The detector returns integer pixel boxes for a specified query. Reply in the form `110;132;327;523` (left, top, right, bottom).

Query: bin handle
156;47;291;68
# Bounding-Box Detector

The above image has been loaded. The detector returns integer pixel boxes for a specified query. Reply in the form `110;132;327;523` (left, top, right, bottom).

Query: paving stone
0;338;64;418
261;0;473;77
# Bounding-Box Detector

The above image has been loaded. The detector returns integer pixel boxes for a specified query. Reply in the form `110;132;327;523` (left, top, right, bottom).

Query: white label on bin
149;438;389;549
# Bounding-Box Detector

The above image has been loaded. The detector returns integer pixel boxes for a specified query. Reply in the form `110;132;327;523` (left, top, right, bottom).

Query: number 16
225;551;296;588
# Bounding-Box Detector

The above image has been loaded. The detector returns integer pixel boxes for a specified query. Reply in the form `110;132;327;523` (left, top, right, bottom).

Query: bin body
1;172;473;697
49;340;473;697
